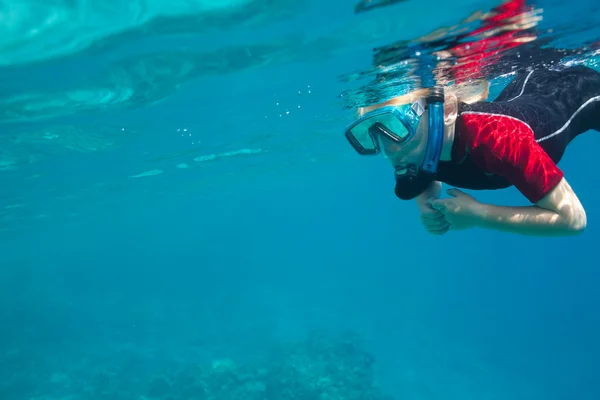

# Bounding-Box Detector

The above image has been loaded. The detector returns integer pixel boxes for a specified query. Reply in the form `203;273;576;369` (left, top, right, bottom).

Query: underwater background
1;0;600;399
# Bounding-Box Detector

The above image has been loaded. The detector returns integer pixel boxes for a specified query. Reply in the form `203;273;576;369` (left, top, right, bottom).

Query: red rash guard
455;112;564;203
434;66;600;203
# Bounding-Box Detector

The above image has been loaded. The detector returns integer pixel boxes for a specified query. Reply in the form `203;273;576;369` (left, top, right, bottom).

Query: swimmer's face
381;109;428;169
355;92;432;169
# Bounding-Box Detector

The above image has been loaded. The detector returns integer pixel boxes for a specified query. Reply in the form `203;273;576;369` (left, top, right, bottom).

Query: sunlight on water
0;0;255;66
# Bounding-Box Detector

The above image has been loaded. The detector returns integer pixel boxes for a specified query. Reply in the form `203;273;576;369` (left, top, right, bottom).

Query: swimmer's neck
440;120;456;162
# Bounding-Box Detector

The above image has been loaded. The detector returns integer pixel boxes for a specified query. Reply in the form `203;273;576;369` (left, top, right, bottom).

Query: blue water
2;0;600;399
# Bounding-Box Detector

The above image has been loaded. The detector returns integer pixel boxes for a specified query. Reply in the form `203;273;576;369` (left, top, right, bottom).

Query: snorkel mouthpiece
394;86;445;200
394;165;433;200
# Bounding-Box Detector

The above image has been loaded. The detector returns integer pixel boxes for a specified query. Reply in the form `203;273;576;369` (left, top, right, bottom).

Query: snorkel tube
394;87;445;200
394;48;445;200
421;86;445;175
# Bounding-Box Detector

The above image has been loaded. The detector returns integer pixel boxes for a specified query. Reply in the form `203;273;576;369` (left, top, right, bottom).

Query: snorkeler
343;64;600;236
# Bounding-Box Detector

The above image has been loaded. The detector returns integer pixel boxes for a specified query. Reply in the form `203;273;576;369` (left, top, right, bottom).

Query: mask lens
347;112;411;154
378;134;403;158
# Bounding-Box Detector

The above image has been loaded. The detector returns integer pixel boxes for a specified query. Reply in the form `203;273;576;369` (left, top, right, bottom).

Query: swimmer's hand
429;188;482;230
419;201;451;235
416;181;450;235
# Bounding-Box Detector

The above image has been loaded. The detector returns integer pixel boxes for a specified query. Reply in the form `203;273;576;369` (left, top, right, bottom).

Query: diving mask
344;100;426;155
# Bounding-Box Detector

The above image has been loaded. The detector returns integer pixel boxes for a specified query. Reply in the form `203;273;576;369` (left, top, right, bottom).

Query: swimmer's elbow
537;177;587;234
565;205;587;233
555;193;587;234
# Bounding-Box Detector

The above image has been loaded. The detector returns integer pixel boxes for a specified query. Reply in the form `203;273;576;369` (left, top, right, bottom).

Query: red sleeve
459;112;564;203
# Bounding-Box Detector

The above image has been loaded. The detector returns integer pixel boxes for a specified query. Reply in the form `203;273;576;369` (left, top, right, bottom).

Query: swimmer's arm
474;177;587;236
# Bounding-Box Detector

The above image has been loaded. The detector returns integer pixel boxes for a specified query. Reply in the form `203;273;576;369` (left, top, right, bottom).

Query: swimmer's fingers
426;222;451;235
421;211;445;221
419;206;450;235
421;214;450;235
420;211;446;227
